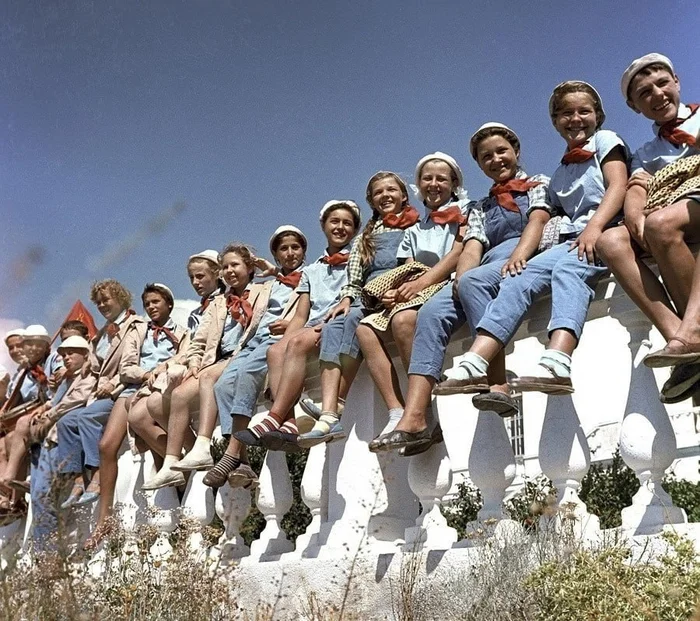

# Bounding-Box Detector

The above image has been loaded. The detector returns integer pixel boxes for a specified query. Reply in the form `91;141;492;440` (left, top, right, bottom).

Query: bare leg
94;398;130;526
195;361;227;439
645;199;700;316
596;225;680;339
470;332;505;362
270;328;319;415
356;324;404;410
548;329;578;356
265;339;288;399
487;349;508;394
146;391;168;429
164;376;200;458
1;414;32;483
222;416;250;462
128;397;167;458
389;310;417;370
394;374;434;433
674;250;700;345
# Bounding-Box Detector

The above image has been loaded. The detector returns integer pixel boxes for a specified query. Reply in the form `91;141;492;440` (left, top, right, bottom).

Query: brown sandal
643;337;700;368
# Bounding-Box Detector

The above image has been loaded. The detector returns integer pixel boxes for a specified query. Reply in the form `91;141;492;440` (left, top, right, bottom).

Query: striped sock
279;419;298;435
208;454;241;480
249;411;284;439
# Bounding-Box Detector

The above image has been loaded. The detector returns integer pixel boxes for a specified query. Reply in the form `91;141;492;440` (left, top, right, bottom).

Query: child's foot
60;477;85;509
433;353;490;395
297;413;345;448
260;430;302;453
142;467;186;491
660;362;700;403
171;441;214;472
400;424;443;457
472;391;520;418
510;351;574;395
379;407;404;435
369;427;431;453
75;479;101;506
202;455;240;488
643;336;700;368
228;463;259;489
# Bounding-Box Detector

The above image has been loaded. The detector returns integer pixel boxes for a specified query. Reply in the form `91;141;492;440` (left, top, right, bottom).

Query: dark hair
550;81;605;129
270;232;307;255
61;320;89;339
321;202;361;230
361;172;409;266
142;283;174;309
627;63;675;100
90;279;132;310
220;242;256;279
471;127;521;162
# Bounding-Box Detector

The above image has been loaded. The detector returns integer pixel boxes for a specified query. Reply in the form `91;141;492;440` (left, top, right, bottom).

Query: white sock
538;350;572;378
445;352;489;380
314;411;339;435
191;435;211;455
162;454;179;470
381;408;404;435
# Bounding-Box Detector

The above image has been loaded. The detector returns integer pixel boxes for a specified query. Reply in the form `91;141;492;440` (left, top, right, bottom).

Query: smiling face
476;135;519;184
628;67;681;125
59;347;88;375
553;92;599;148
23;338;49;365
369;176;407;216
94;290;124;322
221;251;253;293
188;259;219;298
322;207;357;251
418;160;456;210
274;234;305;273
143;292;171;325
5;336;26;365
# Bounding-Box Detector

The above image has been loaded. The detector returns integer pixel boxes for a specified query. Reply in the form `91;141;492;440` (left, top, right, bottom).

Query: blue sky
1;0;698;331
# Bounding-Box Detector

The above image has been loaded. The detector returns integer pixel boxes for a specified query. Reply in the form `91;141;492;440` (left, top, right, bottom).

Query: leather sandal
400;424;444;457
660;362;700;403
643;337;700;368
472;391;520;417
368;428;431;453
433;376;489;396
509;374;573;395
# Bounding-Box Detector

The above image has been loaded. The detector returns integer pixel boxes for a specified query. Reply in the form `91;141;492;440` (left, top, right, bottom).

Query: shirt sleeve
339;238;365;301
463;201;489;249
526;174;556;216
395;228;415;260
595;129;630;165
296;268;311;295
630;147;646;176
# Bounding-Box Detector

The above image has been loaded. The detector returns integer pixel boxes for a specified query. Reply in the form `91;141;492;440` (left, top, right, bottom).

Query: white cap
414;152;464;199
150;282;174;301
24;325;51;343
319;200;362;227
269;225;308;255
188;249;220;267
548;81;606;128
4;328;25;344
469;122;521;160
621;53;675;100
58;335;91;353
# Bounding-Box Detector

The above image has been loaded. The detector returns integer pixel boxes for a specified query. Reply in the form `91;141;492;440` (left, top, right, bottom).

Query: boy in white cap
595;54;700;399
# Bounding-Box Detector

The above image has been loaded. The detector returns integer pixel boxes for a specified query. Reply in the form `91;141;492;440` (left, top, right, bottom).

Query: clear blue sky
1;0;698;329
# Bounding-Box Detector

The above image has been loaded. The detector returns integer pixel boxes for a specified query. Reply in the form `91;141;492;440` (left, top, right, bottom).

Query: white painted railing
0;276;696;568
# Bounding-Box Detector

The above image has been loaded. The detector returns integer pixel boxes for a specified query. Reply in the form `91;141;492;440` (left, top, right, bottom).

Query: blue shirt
258;270;303;335
95;309;130;362
297;247;350;325
188;290;223;337
549;129;629;235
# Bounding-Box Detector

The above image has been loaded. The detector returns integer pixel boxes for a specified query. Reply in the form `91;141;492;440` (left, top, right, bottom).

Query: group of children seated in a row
1;52;699;554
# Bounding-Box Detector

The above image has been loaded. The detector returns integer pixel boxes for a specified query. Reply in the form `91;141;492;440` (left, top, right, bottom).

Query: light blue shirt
257;275;300;335
397;199;469;268
50;376;71;406
220;314;246;356
549;129;629;235
21;350;64;401
188;290;222;337
297;247;350;325
631;104;700;175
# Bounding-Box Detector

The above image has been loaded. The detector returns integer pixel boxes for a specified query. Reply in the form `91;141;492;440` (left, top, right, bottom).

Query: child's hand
381;289;399;308
501;254;528;278
184;367;200;381
624;215;649;252
569;224;603;264
253;256;277;277
626;171;652;192
269;319;289;336
313;323;323;346
452;274;462;300
325;298;351;321
396;278;425;303
95;381;115;399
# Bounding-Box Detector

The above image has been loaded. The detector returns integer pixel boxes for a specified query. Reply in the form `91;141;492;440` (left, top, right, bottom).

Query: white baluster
246;450;293;561
537;394;599;537
181;471;215;555
619;319;687;534
404;440;457;550
144;455;181;561
213;482;251;563
294;442;327;557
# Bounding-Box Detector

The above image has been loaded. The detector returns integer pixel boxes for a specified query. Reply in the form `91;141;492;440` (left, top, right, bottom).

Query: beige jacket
89;312;146;399
119;321;189;386
44;373;98;445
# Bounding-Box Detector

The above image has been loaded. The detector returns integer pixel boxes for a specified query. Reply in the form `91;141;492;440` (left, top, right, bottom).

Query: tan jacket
89;312;146;398
44;373;98;445
119;321;189;386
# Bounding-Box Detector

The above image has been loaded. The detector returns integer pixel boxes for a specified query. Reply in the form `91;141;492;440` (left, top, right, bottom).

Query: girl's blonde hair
549;81;606;129
359;172;409;266
220;243;256;279
90;279;132;311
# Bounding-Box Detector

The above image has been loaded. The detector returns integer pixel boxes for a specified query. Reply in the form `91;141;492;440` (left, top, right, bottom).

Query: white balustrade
214;482;251;563
294;441;327;557
181;470;215;554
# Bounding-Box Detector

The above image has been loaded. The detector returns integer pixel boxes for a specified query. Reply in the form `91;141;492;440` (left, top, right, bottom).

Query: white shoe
171;450;213;472
142;468;186;490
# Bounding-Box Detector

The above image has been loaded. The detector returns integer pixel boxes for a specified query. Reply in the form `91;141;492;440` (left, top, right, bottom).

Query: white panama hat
620;53;675;100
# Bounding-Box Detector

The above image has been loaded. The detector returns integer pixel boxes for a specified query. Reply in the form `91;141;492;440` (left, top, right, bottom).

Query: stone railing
0;276;697;575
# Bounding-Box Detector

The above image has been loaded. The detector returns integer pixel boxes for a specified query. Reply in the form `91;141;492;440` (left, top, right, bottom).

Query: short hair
471;127;521;161
550;82;605;129
628;63;676;99
220;243;257;278
270;233;306;255
321;202;361;230
90;279;132;310
61;320;89;339
142;283;174;308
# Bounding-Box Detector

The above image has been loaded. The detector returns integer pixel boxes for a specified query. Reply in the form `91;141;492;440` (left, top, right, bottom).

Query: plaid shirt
340;220;395;301
464;171;554;251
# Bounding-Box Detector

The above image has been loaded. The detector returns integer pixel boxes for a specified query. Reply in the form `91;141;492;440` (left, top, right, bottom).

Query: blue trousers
408;239;519;380
318;303;366;366
30;444;63;551
215;332;274;433
478;241;608;345
56;398;114;473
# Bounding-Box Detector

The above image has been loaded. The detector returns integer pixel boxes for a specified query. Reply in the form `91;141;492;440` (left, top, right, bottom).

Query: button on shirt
631;103;700;175
397;200;469;268
297;248;350;325
548;129;629;235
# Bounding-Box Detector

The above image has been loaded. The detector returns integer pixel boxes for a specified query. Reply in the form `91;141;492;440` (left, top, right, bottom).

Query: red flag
52;300;99;343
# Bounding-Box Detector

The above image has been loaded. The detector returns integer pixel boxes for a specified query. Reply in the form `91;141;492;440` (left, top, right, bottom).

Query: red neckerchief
226;290;253;328
659;103;699;147
276;271;302;288
149;322;180;346
490;178;543;213
105;309;135;340
321;252;350;266
382;206;421;229
28;363;48;385
561;146;595;165
428;205;466;225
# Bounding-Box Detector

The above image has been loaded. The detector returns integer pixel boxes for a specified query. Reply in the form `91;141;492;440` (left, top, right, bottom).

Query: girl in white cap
84;283;188;549
234;201;360;451
2;329;26;407
425;82;628;412
186;250;226;337
374;124;555;453
353;153;469;447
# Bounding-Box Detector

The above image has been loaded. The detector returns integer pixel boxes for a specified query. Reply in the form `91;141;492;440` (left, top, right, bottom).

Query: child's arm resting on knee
274;293;310;336
453;238;484;298
623;183;650;251
571;147;629;264
501;210;551;277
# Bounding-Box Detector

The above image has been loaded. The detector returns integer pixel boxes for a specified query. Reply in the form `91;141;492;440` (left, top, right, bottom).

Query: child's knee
391;310;416;336
266;340;285;364
645;209;683;246
595;227;630;262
